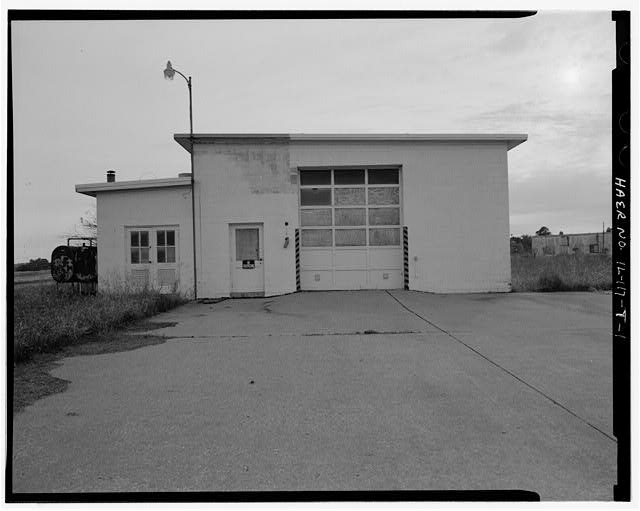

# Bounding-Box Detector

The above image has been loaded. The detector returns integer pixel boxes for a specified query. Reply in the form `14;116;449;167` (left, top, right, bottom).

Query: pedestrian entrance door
230;224;264;297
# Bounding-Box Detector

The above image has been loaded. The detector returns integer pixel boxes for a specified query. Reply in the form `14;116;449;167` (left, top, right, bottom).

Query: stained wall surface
290;140;512;293
93;138;514;296
96;187;193;294
193;140;298;297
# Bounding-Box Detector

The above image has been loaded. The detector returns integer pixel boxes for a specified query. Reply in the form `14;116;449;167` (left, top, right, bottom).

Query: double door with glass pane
128;227;179;292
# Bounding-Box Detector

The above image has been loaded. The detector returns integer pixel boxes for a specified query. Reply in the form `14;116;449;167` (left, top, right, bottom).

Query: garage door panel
369;269;403;289
334;270;368;290
334;249;367;269
301;270;333;289
300;249;333;269
299;167;403;291
369;248;403;268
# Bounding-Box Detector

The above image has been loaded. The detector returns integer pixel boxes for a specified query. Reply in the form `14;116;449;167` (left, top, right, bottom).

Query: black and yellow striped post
403;226;409;290
295;228;301;291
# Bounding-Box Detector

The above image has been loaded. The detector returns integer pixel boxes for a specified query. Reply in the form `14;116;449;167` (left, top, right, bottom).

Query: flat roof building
77;132;527;298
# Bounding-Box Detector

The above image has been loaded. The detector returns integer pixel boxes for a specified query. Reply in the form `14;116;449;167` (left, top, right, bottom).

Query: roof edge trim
75;177;191;197
173;133;528;152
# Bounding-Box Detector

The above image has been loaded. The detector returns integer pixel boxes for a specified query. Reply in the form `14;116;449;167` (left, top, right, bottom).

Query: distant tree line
15;258;50;272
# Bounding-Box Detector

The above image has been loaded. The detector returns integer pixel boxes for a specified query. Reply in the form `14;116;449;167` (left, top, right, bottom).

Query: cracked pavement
11;290;615;499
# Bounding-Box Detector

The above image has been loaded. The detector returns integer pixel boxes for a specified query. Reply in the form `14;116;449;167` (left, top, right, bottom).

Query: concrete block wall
93;138;514;297
193;141;299;297
96;187;193;295
290;140;511;293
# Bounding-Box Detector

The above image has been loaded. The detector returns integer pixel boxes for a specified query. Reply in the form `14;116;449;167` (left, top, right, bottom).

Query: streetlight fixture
164;60;197;300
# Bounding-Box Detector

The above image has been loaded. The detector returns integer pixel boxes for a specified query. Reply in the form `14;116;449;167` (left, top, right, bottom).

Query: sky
10;11;616;262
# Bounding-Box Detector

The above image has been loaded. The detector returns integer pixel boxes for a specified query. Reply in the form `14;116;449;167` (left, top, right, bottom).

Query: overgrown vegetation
13;284;188;364
511;253;612;292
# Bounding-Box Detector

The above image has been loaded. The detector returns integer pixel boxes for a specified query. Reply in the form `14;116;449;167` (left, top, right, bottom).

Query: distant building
531;232;611;256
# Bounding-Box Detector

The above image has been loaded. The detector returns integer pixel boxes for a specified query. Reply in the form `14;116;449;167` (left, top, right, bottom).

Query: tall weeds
13;284;187;363
511;254;612;292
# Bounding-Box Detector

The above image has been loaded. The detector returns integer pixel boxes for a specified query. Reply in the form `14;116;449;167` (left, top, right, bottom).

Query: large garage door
299;167;403;290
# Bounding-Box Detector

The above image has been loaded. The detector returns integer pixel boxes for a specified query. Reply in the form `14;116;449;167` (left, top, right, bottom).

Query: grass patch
511;253;612;292
13;283;188;364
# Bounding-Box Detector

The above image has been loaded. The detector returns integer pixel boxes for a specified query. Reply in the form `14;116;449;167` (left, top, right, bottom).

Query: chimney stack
107;170;116;182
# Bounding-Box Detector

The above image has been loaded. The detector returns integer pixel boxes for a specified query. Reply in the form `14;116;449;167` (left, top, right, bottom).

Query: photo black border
5;8;630;503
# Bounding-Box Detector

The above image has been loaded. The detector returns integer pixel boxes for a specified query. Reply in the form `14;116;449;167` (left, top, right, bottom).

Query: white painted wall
96;186;193;295
193;141;298;297
92;138;513;297
290;141;512;293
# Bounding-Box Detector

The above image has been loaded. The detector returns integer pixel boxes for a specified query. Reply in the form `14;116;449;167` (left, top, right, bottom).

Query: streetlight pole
164;61;197;300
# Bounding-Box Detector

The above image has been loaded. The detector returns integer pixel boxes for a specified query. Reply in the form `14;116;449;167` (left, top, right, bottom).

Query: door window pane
368;169;399;184
140;232;149;247
301;209;332;226
140;247;150;262
167;231;175;246
334;169;365;185
335;208;366;226
368;187;399;205
236;228;259;260
157;231;165;246
166;247;176;263
369;208;400;226
157;247;166;263
369;228;400;246
335;229;366;246
301;188;331;206
131;231;139;247
301;229;332;247
300;170;331;186
334;188;365;205
131;249;139;264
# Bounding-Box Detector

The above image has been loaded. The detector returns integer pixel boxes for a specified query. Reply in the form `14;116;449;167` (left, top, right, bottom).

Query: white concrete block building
76;133;526;298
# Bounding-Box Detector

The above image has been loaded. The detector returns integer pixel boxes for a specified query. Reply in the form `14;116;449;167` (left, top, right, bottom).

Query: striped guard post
295;228;301;291
403;226;409;290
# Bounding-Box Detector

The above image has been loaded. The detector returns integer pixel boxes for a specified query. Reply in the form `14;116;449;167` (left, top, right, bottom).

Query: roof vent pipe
107;170;116;183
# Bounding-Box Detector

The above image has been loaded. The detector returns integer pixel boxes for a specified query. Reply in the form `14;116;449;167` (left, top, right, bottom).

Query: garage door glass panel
369;208;400;226
300;170;331;186
334;188;365;205
334;169;365;185
369;228;401;246
236;228;259;260
301;209;332;226
335;208;366;226
301;188;331;206
302;229;333;247
335;229;366;246
368;187;399;205
368;169;399;184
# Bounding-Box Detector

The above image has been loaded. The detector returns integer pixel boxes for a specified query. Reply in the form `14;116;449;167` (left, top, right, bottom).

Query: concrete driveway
12;290;615;499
